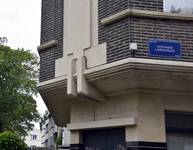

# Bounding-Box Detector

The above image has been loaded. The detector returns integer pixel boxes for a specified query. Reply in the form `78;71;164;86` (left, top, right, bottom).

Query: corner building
37;0;193;149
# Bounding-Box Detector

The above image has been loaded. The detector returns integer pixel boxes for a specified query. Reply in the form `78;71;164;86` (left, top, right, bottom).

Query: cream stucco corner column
138;93;166;143
70;130;83;150
125;92;167;149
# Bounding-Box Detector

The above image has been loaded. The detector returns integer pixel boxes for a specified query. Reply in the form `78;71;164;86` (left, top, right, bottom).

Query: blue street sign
149;39;181;58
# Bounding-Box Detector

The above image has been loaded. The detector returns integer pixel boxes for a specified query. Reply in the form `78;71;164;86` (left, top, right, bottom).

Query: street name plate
149;39;181;58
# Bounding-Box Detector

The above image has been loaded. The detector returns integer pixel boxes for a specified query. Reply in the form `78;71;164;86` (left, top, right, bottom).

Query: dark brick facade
98;0;164;62
130;0;163;11
39;0;63;82
130;17;193;61
98;0;193;63
106;18;131;63
98;0;163;18
98;0;130;62
39;0;193;82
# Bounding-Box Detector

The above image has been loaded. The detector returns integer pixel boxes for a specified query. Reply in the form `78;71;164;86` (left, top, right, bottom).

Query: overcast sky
0;0;47;116
165;0;193;12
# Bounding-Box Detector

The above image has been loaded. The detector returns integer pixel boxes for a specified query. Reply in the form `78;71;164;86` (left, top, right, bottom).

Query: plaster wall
126;92;193;143
70;92;193;144
70;93;139;123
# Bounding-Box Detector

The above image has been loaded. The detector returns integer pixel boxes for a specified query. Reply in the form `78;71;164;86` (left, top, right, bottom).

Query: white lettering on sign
155;45;175;53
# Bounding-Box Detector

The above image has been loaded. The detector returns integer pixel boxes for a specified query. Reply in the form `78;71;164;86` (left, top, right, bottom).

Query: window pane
167;132;193;150
164;0;193;14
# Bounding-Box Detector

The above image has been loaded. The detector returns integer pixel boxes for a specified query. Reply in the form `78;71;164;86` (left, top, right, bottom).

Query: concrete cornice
101;9;193;25
67;117;137;130
37;75;67;91
85;58;193;81
38;58;193;126
37;58;193;91
37;40;58;52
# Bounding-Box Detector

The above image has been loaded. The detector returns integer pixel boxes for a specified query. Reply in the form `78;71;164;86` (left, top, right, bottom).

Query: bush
0;131;27;150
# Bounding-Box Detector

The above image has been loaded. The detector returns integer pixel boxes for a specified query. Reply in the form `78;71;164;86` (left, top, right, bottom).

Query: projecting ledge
37;58;193;92
37;40;58;51
67;117;137;130
101;8;193;25
37;58;193;126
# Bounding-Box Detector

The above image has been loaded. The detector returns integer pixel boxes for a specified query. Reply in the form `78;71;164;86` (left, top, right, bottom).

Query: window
83;128;126;150
164;0;193;14
45;124;48;133
165;112;193;150
30;134;37;140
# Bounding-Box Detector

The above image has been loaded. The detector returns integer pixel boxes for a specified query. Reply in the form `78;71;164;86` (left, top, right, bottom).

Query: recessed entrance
83;128;126;150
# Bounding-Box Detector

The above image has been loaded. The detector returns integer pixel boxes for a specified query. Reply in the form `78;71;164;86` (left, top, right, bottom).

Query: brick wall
130;17;193;61
98;0;131;62
39;0;63;82
98;0;164;63
98;0;193;63
39;0;193;82
130;0;163;11
106;18;131;63
98;0;163;18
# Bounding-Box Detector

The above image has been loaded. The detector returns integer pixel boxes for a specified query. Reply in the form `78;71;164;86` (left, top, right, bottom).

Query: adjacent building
37;0;193;149
25;128;42;148
40;111;70;148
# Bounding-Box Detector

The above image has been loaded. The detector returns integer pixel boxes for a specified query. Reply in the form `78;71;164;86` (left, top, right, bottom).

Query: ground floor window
165;112;193;150
83;128;126;150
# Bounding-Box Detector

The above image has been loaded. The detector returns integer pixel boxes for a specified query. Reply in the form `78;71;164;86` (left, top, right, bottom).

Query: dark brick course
39;48;55;82
39;0;63;82
130;17;193;61
98;0;193;63
130;0;163;12
39;0;193;82
98;0;164;62
106;18;131;63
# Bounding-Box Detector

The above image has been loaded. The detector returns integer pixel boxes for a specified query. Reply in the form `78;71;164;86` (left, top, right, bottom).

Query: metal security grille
83;128;126;150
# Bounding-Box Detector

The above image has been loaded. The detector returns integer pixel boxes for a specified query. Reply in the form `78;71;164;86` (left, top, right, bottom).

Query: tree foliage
0;131;27;150
0;45;39;136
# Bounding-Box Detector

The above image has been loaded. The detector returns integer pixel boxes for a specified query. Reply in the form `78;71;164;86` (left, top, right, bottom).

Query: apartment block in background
40;111;70;148
25;128;42;148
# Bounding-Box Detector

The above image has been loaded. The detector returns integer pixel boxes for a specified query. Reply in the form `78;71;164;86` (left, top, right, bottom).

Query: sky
165;0;193;12
0;0;47;116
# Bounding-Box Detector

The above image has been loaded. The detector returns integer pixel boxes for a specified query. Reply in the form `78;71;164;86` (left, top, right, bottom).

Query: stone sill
101;9;193;25
67;117;137;130
37;40;58;51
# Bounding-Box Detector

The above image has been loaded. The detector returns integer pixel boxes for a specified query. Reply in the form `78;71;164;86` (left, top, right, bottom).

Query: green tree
0;131;27;150
0;45;39;136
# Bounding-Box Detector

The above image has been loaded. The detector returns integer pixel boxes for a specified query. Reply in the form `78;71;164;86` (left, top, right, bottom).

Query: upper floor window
30;134;37;140
164;0;193;14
